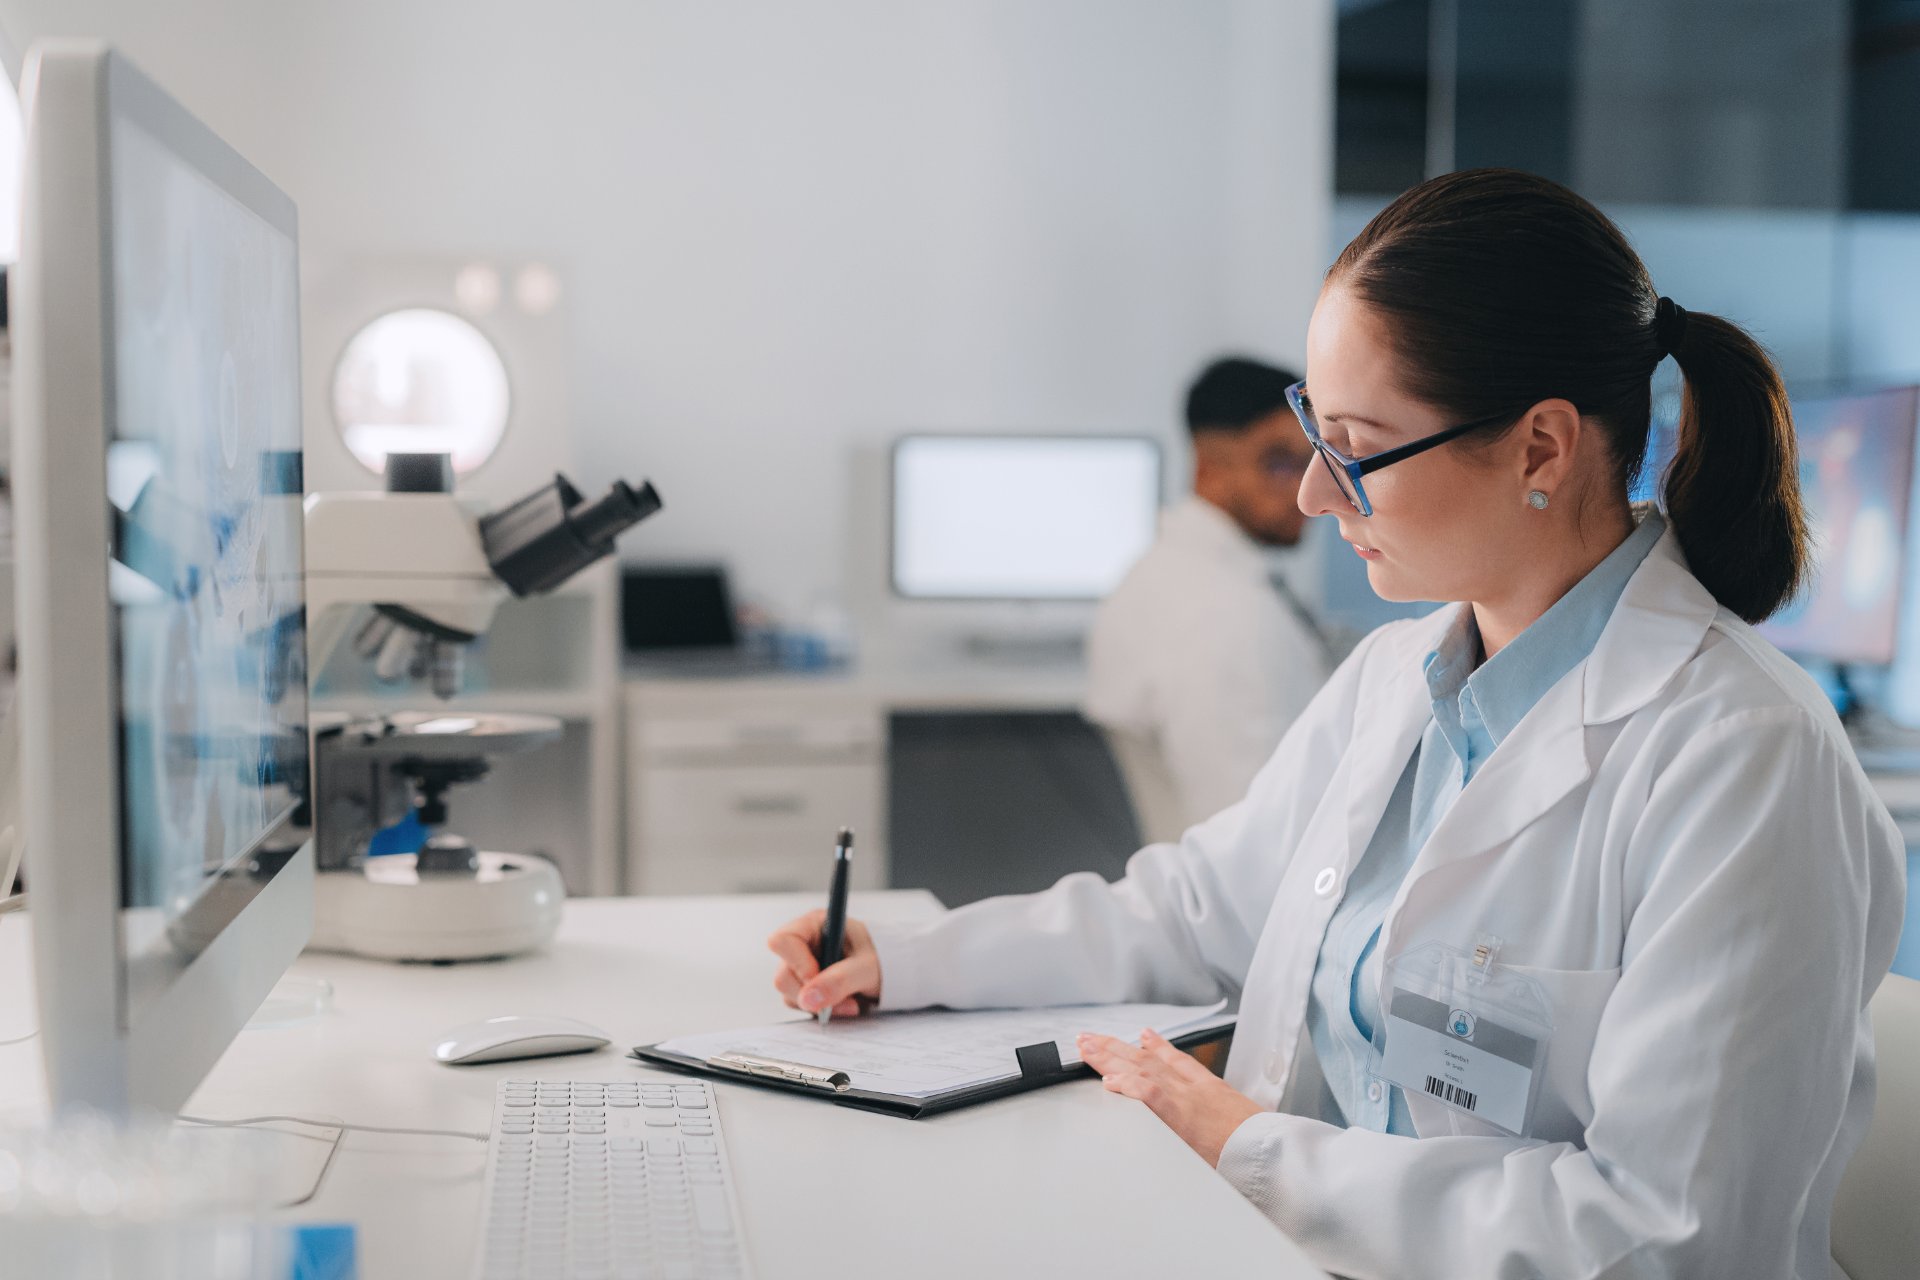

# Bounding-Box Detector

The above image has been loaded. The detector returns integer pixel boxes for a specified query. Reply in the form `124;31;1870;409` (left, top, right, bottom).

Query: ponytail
1662;313;1810;623
1330;168;1811;624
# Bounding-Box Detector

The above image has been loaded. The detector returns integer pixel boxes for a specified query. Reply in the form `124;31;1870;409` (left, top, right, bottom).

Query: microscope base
307;852;566;962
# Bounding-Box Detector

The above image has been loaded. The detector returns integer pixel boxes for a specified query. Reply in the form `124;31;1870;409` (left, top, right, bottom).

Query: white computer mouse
433;1015;613;1066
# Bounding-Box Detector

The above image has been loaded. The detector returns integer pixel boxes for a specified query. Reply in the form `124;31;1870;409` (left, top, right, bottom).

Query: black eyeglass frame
1285;380;1519;517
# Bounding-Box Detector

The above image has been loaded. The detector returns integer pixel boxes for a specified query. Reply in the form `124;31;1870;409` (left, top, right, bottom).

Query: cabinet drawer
633;715;881;761
629;762;885;894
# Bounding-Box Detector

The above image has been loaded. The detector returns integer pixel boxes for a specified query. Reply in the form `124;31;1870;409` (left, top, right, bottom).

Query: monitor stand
958;630;1086;665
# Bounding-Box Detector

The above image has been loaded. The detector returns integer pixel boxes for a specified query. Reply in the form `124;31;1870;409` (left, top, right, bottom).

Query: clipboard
629;1019;1235;1119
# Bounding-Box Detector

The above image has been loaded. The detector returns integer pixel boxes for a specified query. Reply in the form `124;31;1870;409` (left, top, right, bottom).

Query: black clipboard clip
1015;1040;1069;1082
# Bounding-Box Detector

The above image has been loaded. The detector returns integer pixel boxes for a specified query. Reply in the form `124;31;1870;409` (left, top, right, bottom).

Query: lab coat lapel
1400;672;1591;884
1337;611;1451;874
1378;522;1718;973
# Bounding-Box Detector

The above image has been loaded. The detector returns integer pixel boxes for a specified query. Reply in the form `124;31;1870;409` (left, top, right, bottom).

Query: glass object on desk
245;976;334;1030
0;1111;284;1279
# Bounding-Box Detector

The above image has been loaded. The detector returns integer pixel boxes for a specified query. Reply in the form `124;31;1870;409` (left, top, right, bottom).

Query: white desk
0;892;1327;1280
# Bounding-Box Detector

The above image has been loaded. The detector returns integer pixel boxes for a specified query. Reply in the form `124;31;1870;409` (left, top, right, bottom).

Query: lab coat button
1313;867;1338;897
1367;1082;1383;1103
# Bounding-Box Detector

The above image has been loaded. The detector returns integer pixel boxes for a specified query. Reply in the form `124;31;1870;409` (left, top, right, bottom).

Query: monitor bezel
887;432;1166;604
15;41;313;1116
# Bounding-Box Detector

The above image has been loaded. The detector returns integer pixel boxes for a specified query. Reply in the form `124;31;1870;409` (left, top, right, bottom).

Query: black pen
813;827;854;1027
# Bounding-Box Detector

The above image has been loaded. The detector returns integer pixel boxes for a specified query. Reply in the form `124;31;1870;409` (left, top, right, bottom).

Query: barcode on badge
1424;1075;1477;1111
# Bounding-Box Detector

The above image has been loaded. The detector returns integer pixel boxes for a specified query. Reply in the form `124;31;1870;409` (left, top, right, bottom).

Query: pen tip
838;826;854;848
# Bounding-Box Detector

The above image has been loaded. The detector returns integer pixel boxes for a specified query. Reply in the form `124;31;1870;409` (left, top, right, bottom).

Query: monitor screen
1759;386;1919;666
891;436;1162;600
107;109;308;968
622;565;739;651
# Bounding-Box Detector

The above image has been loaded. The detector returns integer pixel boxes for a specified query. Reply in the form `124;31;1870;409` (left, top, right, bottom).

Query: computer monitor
890;435;1162;601
1758;386;1920;667
12;42;312;1115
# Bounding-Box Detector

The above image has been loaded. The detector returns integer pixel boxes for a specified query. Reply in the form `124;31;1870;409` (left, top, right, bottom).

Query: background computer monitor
1758;385;1920;668
890;434;1162;601
13;42;312;1114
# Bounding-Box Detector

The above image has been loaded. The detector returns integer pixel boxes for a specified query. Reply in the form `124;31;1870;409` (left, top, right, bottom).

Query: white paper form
654;1000;1231;1099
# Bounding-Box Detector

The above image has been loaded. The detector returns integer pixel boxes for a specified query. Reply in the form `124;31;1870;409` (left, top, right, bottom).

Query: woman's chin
1364;561;1408;601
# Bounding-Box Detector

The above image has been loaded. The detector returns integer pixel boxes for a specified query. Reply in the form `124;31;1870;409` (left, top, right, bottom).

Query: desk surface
0;893;1326;1280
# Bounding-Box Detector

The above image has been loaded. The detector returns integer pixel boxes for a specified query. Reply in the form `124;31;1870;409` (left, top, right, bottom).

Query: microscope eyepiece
479;472;662;597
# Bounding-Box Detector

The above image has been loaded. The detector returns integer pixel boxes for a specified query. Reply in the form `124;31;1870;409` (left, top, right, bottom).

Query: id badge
1369;937;1553;1137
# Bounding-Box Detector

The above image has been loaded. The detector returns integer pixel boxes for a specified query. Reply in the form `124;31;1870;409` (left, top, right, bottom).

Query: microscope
303;454;660;961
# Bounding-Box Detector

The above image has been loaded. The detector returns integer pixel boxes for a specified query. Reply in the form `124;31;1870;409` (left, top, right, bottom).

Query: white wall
1;0;1335;624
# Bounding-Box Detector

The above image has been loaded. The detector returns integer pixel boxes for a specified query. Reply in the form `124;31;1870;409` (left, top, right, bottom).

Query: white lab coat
869;519;1907;1279
1086;497;1329;829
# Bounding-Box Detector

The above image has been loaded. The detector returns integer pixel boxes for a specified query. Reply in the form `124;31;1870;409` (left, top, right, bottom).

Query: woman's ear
1517;398;1584;496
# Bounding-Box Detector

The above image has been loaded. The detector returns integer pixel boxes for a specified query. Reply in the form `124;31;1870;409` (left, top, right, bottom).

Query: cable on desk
177;1112;488;1209
0;909;35;1045
180;1113;489;1142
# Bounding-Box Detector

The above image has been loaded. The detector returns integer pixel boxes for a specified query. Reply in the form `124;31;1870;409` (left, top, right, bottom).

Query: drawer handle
733;794;805;816
735;725;803;745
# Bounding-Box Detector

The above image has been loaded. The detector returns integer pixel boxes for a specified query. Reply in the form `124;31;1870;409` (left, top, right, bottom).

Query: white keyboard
474;1077;753;1280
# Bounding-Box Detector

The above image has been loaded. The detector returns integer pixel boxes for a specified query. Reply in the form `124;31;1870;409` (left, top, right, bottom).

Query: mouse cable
0;910;35;1045
177;1112;488;1209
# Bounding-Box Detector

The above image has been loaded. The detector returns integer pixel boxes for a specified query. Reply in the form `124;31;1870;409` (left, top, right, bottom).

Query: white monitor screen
108;106;307;969
891;436;1162;600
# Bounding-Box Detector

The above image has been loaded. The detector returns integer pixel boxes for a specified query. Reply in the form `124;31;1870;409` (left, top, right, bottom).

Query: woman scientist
766;169;1906;1279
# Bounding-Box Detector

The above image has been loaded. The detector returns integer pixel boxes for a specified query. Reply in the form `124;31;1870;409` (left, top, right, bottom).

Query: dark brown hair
1327;168;1809;623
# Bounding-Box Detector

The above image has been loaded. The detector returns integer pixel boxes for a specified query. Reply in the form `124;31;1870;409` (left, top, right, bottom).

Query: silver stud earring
1527;490;1550;510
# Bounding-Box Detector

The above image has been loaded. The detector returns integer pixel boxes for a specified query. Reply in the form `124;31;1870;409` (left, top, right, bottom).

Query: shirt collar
1423;510;1668;745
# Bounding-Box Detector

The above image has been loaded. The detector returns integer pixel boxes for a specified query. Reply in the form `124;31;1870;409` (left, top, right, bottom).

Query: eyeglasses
1285;380;1516;517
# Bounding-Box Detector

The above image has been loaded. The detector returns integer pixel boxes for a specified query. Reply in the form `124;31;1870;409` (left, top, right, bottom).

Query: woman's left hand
1077;1028;1263;1167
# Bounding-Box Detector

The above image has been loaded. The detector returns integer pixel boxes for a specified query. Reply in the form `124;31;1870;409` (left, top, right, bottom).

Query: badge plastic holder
1367;935;1554;1138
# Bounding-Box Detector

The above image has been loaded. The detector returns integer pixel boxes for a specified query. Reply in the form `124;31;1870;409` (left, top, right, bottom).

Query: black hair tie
1654;296;1689;358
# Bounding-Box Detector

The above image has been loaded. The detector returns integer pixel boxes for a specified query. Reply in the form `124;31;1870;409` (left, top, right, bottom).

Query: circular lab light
332;308;510;477
454;261;501;315
514;263;562;316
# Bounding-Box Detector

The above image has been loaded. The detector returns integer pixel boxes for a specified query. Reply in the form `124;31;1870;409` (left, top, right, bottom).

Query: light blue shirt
1304;511;1667;1135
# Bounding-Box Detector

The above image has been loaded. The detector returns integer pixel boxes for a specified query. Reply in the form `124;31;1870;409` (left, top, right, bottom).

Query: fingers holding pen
766;913;881;1017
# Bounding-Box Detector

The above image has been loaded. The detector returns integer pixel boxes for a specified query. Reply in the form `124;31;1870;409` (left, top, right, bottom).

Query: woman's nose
1297;452;1348;518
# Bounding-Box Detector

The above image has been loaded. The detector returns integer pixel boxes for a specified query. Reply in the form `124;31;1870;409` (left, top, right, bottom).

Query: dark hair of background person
1185;357;1304;438
1326;167;1809;624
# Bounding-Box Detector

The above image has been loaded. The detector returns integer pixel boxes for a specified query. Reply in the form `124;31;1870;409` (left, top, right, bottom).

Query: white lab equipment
866;515;1907;1280
303;457;659;962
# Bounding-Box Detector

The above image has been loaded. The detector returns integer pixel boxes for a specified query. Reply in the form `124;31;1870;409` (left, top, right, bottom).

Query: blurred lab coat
1086;496;1329;838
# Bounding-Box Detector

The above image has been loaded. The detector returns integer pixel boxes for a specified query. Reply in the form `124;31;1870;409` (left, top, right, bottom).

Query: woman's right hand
766;910;882;1019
